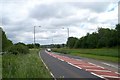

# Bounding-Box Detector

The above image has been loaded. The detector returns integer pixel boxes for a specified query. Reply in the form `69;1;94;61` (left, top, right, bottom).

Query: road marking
39;51;56;80
47;51;120;79
115;72;120;74
101;75;120;78
59;59;64;61
91;72;105;79
88;62;105;69
102;62;119;69
81;66;97;67
67;62;82;69
75;59;82;61
86;69;111;72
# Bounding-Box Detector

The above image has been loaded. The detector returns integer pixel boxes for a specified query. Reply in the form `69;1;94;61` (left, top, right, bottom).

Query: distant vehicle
47;48;51;52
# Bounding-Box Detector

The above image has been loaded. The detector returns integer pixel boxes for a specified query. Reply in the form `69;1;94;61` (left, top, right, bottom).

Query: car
47;48;51;52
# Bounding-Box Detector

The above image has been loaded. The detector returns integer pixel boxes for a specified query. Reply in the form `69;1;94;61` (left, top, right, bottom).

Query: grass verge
52;48;119;63
2;49;52;78
0;55;2;79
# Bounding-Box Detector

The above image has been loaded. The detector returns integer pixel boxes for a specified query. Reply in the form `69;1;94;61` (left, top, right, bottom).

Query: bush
52;49;70;54
7;44;29;55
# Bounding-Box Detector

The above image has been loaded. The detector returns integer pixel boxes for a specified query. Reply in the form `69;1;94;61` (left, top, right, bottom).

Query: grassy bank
52;48;119;63
2;49;52;78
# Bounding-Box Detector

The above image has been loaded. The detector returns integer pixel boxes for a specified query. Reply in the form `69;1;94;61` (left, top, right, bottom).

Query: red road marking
46;52;120;80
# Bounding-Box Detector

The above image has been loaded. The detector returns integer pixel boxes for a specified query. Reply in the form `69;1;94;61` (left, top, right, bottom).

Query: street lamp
34;26;41;48
62;27;70;40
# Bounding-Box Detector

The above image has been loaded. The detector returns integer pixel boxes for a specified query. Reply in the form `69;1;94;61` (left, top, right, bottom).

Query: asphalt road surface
40;50;120;80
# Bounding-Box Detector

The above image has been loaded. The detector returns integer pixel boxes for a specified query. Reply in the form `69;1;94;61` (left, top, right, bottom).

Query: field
52;48;119;63
2;49;52;78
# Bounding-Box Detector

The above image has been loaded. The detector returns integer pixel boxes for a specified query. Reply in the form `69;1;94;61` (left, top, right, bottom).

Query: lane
40;50;104;79
53;52;119;72
47;51;120;80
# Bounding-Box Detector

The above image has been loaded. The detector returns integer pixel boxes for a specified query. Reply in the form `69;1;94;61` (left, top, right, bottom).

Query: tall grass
2;49;52;78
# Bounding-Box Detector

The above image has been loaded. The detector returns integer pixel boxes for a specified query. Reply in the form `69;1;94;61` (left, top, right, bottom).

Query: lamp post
34;26;41;48
67;28;69;39
62;27;70;48
62;27;70;40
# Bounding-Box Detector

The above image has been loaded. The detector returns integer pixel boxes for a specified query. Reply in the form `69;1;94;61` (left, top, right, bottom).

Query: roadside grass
52;48;119;63
2;49;52;78
0;55;2;79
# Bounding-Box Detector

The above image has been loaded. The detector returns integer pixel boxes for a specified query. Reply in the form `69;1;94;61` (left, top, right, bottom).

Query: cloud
1;0;118;45
29;3;74;20
68;2;110;13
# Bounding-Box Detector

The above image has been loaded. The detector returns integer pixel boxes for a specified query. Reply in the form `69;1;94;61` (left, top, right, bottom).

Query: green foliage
2;30;13;51
67;24;119;49
7;44;29;55
27;43;40;49
2;49;52;78
27;44;34;48
67;37;78;48
116;24;120;45
35;43;40;48
53;49;70;54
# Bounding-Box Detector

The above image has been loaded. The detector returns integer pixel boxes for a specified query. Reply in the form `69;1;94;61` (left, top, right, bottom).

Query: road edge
39;50;56;80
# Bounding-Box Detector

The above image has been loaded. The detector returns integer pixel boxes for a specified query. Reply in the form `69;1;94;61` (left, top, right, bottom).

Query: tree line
1;28;41;55
67;24;120;48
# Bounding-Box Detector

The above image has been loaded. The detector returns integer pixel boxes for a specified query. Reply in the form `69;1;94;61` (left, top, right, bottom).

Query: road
40;50;120;80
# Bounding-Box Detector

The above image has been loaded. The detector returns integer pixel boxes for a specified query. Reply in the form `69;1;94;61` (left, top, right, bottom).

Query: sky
0;0;119;45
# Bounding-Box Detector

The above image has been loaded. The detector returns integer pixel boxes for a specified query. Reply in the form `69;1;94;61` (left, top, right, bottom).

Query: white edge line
91;72;105;79
102;62;118;69
86;69;111;72
101;75;120;78
39;51;56;80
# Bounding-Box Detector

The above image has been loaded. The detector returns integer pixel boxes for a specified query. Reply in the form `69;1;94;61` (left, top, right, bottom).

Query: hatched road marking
46;51;120;80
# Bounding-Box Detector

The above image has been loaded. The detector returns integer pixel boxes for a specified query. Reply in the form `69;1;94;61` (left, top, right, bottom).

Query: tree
116;24;120;45
2;29;13;51
67;37;78;48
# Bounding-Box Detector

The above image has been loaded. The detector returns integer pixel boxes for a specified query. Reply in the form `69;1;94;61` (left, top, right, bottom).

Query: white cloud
1;0;119;45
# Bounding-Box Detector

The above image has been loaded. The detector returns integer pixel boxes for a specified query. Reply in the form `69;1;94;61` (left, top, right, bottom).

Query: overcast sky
1;0;119;45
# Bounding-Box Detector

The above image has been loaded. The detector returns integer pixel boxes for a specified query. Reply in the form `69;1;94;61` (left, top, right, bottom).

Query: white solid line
101;75;120;78
59;59;64;61
86;69;111;72
91;72;105;79
102;62;119;69
39;51;56;80
67;62;82;69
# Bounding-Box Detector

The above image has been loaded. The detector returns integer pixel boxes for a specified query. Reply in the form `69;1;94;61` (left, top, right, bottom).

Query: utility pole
67;28;69;39
34;26;41;48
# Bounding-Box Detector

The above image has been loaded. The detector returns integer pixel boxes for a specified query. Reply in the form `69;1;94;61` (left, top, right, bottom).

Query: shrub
7;44;29;55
